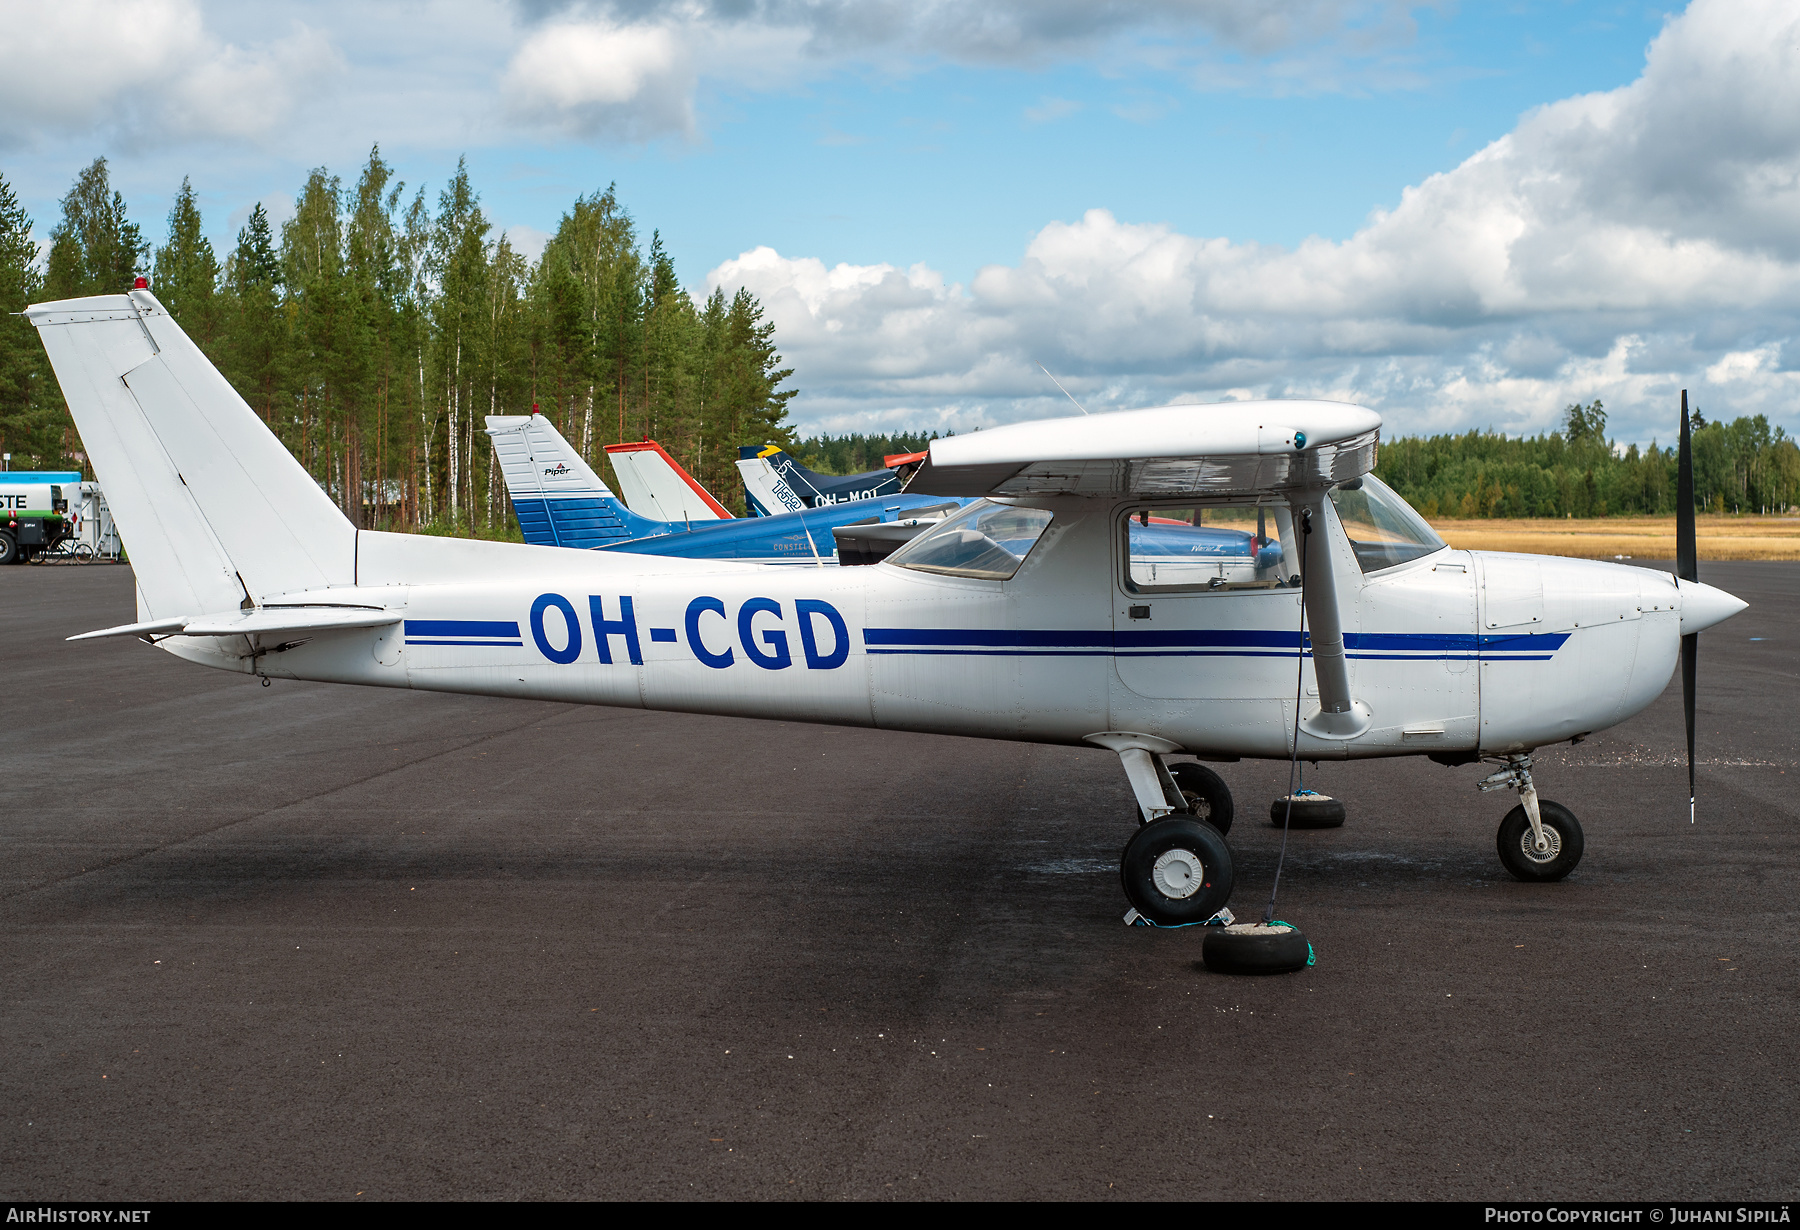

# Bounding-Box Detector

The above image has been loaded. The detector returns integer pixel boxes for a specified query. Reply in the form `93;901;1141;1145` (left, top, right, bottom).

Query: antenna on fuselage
1035;363;1090;416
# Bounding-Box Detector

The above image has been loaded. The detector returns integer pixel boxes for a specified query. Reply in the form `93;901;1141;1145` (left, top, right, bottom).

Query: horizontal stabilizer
906;400;1381;498
67;616;193;641
70;606;400;642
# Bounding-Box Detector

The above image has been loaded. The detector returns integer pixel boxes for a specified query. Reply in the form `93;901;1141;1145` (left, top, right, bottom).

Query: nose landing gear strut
1479;754;1585;881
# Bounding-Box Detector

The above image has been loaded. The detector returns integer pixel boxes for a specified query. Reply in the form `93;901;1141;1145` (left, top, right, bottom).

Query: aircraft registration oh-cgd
31;289;1748;924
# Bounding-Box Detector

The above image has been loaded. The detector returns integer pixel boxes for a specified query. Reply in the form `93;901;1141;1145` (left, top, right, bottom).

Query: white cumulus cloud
503;17;697;140
0;0;343;149
705;0;1800;444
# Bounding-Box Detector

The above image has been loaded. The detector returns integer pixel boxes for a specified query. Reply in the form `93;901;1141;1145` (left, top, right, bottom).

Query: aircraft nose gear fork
1480;756;1546;852
1479;754;1585;882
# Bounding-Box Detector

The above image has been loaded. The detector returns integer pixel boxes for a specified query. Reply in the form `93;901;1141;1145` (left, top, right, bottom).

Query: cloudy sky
4;0;1797;446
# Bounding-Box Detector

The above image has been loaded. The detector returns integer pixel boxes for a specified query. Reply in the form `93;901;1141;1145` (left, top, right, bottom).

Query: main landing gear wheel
1202;923;1311;974
1269;791;1346;828
1120;817;1234;925
1496;800;1584;882
1168;762;1233;835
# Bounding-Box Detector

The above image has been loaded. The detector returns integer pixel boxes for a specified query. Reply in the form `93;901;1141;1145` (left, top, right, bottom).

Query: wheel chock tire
1269;793;1345;828
1202;923;1312;974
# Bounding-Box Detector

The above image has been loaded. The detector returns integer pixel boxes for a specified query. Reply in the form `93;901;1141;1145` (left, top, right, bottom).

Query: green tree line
0;153;798;529
793;431;940;474
1375;400;1800;518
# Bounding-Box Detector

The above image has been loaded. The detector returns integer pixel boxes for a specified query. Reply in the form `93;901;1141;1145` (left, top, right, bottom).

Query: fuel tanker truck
0;472;76;564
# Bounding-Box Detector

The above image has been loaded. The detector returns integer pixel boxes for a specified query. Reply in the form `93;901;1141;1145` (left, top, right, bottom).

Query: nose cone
1678;579;1748;635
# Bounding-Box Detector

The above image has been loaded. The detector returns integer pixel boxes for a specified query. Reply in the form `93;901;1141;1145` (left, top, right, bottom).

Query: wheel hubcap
1152;848;1204;899
1520;825;1562;864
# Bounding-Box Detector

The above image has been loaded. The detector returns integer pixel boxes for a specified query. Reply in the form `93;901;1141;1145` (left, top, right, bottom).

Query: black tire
1269;793;1346;828
1202;923;1311;974
0;532;15;565
1120;816;1234;925
1168;762;1234;835
1496;800;1584;882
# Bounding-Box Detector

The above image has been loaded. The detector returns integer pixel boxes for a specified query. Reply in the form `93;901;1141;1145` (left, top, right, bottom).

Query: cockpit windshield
885;499;1054;580
1328;473;1446;572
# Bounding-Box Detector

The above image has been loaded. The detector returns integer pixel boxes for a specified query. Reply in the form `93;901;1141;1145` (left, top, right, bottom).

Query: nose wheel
1480;756;1585;881
1496;800;1584;881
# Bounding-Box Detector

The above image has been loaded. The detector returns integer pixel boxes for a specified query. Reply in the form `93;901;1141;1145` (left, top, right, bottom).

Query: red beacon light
132;275;148;290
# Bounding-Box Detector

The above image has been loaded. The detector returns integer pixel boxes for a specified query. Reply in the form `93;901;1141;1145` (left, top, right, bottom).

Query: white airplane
30;288;1747;926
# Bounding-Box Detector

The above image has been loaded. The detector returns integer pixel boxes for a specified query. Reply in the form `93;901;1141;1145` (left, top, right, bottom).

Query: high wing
904;401;1380;498
604;440;732;523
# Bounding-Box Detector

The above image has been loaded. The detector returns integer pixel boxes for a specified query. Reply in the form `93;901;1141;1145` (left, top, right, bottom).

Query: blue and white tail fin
26;291;357;621
735;445;903;514
486;413;667;549
735;451;809;517
604;440;732;523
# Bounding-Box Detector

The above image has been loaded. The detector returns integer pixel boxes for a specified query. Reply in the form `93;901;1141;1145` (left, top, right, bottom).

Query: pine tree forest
3;156;1799;528
0;152;799;535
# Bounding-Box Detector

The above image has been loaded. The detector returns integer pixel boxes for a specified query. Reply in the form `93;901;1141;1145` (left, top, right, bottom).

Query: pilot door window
1121;503;1300;594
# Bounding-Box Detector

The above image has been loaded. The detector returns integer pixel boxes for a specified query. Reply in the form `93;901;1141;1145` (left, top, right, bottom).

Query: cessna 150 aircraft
31;288;1747;924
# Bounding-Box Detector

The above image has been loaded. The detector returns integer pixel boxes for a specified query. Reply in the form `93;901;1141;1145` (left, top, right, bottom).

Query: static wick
1036;363;1090;416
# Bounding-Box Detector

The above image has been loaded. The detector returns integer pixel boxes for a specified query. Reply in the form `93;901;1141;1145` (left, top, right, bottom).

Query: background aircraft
487;413;960;564
737;446;910;515
37;289;1746;928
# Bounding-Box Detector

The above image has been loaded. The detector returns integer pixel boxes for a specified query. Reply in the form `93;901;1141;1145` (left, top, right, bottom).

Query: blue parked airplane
486;414;961;565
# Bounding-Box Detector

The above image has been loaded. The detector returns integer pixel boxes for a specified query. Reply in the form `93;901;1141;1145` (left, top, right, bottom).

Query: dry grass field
1427;514;1800;560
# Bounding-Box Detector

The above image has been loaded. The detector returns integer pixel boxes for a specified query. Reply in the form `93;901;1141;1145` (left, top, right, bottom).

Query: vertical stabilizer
486;413;667;548
27;291;356;618
605;440;732;522
736;453;807;517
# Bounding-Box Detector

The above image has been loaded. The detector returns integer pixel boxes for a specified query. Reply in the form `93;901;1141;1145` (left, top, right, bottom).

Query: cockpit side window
1121;502;1300;594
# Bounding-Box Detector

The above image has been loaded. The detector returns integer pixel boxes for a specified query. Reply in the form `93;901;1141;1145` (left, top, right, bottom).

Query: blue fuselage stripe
404;620;521;637
862;627;1570;660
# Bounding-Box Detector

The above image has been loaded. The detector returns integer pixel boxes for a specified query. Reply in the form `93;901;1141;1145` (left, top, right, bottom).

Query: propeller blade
1682;631;1697;824
1677;389;1697;584
1677;390;1698;823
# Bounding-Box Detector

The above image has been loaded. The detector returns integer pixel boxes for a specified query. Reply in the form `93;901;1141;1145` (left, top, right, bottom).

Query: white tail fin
27;291;356;619
604;440;731;522
736;454;808;517
486;413;614;505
